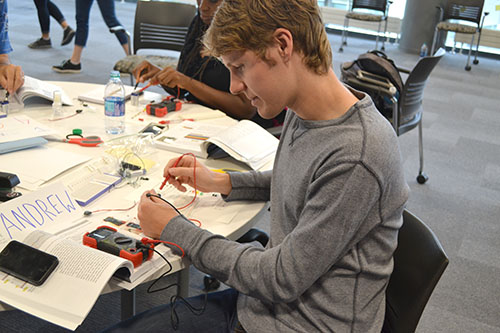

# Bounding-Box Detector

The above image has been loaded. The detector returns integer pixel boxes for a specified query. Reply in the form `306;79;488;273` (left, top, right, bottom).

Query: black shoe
52;59;81;73
61;27;75;46
28;38;51;49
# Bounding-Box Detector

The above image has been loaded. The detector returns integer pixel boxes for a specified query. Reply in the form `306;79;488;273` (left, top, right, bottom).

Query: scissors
63;135;103;147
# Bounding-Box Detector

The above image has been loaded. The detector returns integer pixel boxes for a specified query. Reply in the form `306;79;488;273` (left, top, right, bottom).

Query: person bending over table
132;0;284;129
103;0;409;332
0;0;24;94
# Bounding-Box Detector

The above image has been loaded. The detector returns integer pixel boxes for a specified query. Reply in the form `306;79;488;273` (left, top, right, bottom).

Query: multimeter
83;226;154;268
146;96;182;117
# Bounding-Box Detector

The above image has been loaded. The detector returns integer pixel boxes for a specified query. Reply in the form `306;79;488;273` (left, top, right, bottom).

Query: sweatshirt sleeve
161;162;383;303
224;170;272;202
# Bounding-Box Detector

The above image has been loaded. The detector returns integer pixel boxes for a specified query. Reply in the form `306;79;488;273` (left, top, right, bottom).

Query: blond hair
203;0;332;75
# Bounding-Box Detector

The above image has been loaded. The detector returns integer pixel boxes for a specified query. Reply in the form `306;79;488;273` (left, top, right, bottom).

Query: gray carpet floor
2;0;500;332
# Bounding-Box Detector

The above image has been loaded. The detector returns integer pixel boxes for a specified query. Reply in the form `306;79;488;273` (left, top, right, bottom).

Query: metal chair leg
339;17;349;52
416;119;428;184
473;30;481;65
465;34;474;71
430;27;439;56
381;17;389;51
375;21;381;50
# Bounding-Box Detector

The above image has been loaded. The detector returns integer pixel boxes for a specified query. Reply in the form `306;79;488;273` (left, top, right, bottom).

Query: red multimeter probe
83;226;154;268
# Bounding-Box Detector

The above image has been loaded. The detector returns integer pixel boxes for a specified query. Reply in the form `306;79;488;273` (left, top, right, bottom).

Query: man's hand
164;155;232;195
0;60;24;95
137;190;179;239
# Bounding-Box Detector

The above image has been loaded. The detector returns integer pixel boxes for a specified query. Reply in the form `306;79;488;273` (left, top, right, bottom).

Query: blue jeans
102;288;242;333
75;0;128;47
33;0;65;34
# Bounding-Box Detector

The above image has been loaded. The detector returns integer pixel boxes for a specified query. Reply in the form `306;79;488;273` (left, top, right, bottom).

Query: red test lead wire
159;153;194;190
141;238;185;258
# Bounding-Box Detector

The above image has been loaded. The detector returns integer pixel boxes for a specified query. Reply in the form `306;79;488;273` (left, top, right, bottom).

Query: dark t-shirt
164;15;285;129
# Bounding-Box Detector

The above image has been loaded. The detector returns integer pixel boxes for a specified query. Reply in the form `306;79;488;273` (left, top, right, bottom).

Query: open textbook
8;76;73;108
154;120;279;170
0;183;181;330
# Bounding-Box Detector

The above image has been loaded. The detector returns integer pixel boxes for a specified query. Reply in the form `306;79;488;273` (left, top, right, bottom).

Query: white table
1;81;269;322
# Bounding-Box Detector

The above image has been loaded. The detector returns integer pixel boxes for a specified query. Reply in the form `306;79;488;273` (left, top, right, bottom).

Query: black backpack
341;50;403;119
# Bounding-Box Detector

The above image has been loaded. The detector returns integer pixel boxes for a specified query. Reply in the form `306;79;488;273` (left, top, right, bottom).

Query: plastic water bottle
104;71;126;134
52;91;63;119
420;43;428;58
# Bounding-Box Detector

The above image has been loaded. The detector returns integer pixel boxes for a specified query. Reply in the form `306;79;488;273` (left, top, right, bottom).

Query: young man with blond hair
104;0;409;332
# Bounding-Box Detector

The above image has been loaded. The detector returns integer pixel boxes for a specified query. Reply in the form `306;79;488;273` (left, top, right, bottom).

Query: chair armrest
386;1;393;16
480;12;490;30
435;6;444;22
236;228;269;247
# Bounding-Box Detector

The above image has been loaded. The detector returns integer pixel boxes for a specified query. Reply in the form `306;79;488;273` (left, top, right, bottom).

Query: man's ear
273;28;293;63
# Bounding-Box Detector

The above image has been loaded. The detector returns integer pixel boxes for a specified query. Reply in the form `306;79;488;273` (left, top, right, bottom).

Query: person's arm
182;76;256;120
138;155;272;238
0;54;24;94
160;163;384;303
152;66;256;120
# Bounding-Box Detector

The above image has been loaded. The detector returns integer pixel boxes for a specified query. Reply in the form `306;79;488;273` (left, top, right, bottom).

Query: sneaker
28;38;51;49
61;27;75;46
52;59;81;73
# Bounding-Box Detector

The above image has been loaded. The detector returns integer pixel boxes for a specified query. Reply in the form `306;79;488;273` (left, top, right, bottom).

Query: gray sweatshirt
161;90;409;332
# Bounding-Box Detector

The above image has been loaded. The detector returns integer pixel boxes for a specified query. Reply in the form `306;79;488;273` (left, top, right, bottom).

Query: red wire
144;239;185;258
189;218;202;227
159;153;197;210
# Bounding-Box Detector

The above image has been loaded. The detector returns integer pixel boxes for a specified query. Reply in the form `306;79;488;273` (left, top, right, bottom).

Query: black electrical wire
139;228;208;330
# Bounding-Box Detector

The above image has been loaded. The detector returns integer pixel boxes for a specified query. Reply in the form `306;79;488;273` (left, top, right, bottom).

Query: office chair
430;0;489;71
382;210;449;333
341;48;445;184
113;1;197;85
203;228;269;291
338;0;392;53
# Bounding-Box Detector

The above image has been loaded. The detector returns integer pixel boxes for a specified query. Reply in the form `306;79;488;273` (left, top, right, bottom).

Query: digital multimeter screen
92;228;115;239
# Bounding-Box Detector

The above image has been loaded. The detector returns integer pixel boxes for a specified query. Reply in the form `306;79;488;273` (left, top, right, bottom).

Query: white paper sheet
0;146;91;190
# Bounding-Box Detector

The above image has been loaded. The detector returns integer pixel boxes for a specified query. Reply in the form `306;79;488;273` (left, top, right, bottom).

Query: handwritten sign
0;183;82;240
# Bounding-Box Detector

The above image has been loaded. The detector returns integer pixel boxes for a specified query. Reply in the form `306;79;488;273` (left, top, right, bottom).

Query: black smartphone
0;240;59;286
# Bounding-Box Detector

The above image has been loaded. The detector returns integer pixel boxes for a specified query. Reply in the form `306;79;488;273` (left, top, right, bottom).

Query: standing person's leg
46;0;75;45
102;288;241;333
96;0;129;55
52;0;93;73
29;0;52;48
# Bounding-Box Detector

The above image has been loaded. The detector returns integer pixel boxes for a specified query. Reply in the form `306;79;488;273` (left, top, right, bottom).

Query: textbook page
154;120;228;158
10;76;73;107
0;230;133;331
204;120;279;170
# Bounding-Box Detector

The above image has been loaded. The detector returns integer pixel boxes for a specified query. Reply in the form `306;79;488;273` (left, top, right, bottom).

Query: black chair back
443;0;485;25
397;48;445;135
351;0;388;13
132;1;196;55
382;210;449;333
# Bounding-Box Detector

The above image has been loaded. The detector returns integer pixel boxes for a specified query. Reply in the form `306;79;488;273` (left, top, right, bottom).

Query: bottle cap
72;128;82;135
110;70;121;79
